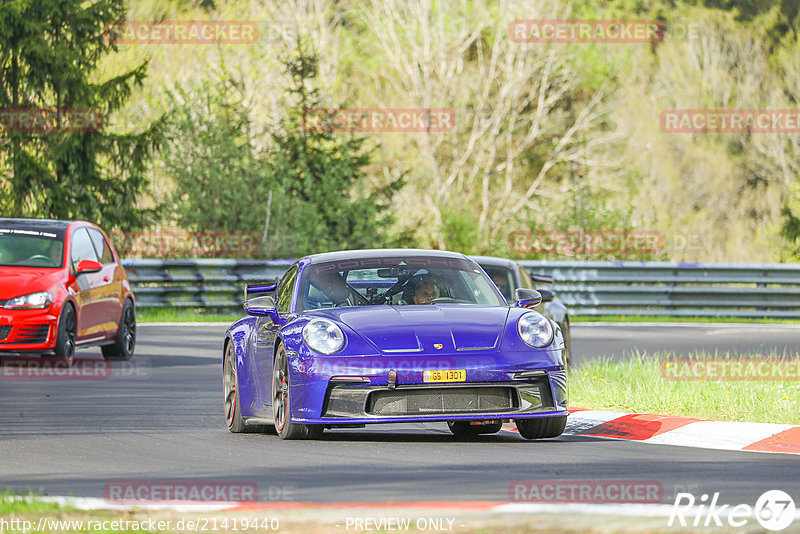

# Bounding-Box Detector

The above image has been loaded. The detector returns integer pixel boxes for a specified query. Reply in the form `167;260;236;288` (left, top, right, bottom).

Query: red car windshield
0;228;65;268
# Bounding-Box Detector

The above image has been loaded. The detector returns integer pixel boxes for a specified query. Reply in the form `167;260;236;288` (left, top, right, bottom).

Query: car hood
0;266;64;300
310;305;510;353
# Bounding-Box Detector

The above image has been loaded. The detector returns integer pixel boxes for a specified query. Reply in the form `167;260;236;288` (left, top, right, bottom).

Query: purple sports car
223;249;568;440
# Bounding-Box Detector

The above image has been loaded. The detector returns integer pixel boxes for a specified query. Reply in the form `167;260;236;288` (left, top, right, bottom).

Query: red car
0;218;135;364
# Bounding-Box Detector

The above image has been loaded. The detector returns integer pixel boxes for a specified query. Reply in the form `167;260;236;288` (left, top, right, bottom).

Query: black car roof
0;218;72;231
469;255;518;269
305;248;469;263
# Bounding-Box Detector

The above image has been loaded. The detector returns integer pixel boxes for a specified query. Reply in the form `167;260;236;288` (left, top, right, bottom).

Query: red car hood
0;266;65;300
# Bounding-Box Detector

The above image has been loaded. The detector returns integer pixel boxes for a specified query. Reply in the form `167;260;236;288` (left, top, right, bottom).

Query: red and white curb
502;409;800;455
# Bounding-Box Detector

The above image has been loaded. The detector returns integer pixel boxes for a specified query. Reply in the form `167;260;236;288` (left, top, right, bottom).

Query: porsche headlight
302;318;345;354
3;291;53;310
517;312;553;348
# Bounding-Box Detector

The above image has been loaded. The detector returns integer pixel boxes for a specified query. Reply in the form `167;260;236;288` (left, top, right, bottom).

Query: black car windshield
0;227;65;268
298;256;505;311
479;264;515;300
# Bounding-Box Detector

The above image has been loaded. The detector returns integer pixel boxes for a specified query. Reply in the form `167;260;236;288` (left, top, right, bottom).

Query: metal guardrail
520;261;800;318
122;259;293;310
123;259;800;318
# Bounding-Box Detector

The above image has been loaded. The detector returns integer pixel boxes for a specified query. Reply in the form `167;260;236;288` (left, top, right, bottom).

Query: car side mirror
244;295;283;323
537;288;555;303
75;259;103;274
514;288;542;308
244;282;278;302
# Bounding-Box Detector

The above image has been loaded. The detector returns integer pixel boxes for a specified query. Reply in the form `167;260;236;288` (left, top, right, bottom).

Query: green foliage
0;0;163;230
159;43;404;258
440;208;479;254
264;43;404;257
161;82;273;234
780;192;800;259
506;176;656;261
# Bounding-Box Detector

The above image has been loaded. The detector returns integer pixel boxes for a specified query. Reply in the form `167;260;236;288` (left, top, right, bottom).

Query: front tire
273;344;317;440
52;305;76;366
224;341;247;433
516;416;567;440
102;300;135;361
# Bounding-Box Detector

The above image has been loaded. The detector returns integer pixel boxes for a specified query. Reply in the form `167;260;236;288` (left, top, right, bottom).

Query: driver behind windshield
406;275;441;304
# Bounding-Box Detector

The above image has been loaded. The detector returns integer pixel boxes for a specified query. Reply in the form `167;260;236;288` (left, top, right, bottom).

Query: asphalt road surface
0;323;798;508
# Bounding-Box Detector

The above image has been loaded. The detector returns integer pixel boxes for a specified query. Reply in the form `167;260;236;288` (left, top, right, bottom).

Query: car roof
469;255;518;269
0;218;73;231
304;248;470;263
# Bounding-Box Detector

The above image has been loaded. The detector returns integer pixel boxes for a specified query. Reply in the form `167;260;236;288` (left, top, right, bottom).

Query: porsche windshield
298;256;505;311
0;228;65;268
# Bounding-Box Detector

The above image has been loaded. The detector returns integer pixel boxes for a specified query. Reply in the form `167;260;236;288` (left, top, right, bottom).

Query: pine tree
266;43;404;256
0;0;163;229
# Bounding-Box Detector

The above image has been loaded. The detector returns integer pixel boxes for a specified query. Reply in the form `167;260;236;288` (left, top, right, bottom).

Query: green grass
568;351;800;424
572;314;800;324
137;308;241;323
0;492;68;515
0;493;160;533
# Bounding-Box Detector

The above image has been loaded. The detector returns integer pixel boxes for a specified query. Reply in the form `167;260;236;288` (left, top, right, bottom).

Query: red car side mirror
76;259;103;274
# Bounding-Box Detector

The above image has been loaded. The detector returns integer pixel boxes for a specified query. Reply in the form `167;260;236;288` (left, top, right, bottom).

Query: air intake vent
368;387;516;416
10;325;49;344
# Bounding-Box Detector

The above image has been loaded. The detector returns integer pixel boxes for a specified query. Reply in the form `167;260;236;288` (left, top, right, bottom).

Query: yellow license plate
423;369;466;383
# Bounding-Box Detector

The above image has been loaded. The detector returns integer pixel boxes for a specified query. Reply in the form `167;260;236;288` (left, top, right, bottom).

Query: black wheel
447;420;503;438
102;300;135;360
515;416;567;440
224;341;247;433
561;317;571;367
52;304;76;366
273;344;313;440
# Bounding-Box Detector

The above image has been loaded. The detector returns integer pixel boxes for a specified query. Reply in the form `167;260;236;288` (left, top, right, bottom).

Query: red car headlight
2;291;53;310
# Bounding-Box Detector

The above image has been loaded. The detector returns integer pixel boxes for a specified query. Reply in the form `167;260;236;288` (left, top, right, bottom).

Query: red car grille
2;324;50;345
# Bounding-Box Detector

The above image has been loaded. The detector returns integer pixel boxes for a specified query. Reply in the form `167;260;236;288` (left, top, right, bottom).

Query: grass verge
572;314;800;324
0;493;69;515
137;308;240;323
0;498;680;533
568;350;800;424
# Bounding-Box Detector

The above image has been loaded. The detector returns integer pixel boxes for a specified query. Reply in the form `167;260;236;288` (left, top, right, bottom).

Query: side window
87;229;114;264
274;266;298;313
481;265;514;300
70;228;99;268
518;265;534;290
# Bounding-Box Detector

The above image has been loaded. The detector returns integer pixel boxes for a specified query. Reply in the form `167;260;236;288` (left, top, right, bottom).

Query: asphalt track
1;323;799;509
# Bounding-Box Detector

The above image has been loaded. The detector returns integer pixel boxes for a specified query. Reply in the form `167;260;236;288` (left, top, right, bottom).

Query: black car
471;256;571;365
